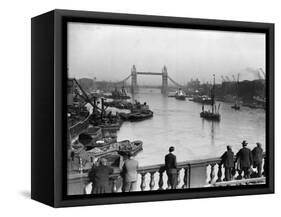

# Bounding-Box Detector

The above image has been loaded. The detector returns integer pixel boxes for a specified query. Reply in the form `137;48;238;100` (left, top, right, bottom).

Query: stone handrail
67;153;266;195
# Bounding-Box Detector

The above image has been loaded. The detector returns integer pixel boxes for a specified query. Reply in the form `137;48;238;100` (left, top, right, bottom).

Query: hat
241;140;248;146
256;142;262;147
227;145;232;150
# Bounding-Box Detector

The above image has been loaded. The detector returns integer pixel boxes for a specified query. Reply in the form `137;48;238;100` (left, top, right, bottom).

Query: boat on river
175;89;186;100
200;74;221;121
105;86;131;100
191;95;212;104
231;103;240;110
103;100;132;110
119;109;153;122
117;140;143;156
129;110;153;122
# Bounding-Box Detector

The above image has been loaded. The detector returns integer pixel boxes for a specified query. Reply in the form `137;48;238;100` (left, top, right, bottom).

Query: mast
211;74;215;113
236;74;240;105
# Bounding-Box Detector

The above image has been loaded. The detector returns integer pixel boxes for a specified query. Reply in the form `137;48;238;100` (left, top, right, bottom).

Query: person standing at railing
220;145;235;181
252;142;263;177
236;140;253;179
165;146;177;189
121;153;139;192
88;158;114;194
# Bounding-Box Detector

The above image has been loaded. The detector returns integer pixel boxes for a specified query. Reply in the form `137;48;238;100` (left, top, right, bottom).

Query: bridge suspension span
114;65;184;94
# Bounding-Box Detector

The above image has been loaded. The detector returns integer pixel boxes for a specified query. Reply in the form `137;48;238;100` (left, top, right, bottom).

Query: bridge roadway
137;72;163;75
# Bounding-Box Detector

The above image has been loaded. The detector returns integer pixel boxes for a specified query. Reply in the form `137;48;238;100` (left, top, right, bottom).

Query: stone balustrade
67;154;266;195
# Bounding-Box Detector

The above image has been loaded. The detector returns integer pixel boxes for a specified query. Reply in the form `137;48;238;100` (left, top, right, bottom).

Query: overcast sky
67;22;265;85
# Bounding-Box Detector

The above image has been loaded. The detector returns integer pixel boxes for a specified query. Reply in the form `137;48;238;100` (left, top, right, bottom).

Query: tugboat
231;103;240;110
200;74;221;121
118;101;153;122
231;74;240;110
175;88;186;100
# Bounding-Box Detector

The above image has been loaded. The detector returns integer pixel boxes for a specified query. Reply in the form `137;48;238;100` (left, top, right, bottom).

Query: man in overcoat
88;158;114;194
252;142;263;177
122;154;139;192
165;146;177;189
221;145;235;181
236;140;253;179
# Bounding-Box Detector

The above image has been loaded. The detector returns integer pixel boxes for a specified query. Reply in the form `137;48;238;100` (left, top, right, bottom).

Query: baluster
176;169;181;188
112;177;117;193
166;176;171;189
209;164;216;184
79;157;83;174
216;163;222;182
182;167;188;189
140;172;147;191
262;157;266;177
158;171;164;190
149;172;156;190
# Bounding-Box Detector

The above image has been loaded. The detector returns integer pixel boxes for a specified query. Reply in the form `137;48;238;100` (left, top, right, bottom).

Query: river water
117;88;265;167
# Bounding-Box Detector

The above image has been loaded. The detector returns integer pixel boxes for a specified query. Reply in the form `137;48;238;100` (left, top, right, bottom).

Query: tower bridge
115;65;183;94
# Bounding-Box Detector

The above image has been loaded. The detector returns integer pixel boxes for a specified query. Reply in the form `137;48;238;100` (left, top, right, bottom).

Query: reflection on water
117;88;265;166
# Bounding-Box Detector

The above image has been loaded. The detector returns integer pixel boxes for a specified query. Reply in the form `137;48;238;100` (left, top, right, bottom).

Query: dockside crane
259;68;266;79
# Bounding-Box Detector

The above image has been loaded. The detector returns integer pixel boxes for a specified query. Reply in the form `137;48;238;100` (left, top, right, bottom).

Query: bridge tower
162;66;168;94
131;65;137;93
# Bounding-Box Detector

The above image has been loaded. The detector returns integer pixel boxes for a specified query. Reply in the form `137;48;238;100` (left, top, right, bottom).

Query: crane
259;68;265;79
225;76;231;82
232;75;236;82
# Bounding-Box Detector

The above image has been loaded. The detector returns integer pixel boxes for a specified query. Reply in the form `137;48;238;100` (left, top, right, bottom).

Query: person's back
89;165;113;186
165;146;177;189
123;158;139;182
252;146;263;164
237;147;252;168
221;146;235;181
251;143;263;177
221;150;234;168
122;157;139;192
88;158;113;194
165;153;177;172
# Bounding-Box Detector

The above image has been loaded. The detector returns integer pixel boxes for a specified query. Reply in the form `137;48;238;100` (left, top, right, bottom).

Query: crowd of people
85;141;264;194
220;140;264;181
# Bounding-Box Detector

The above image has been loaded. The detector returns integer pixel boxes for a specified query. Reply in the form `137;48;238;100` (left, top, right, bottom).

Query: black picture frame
31;9;274;207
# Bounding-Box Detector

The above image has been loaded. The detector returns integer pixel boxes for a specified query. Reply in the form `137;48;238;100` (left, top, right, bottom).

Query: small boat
231;104;240;110
192;95;212;104
103;100;133;110
200;110;221;121
175;89;186;100
118;140;143;156
175;95;186;100
200;75;221;122
128;110;153;122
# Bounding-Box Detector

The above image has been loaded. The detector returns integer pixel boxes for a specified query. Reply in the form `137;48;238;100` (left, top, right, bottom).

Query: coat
221;150;235;168
252;146;263;166
236;147;253;168
122;159;139;182
165;153;177;174
88;165;113;194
